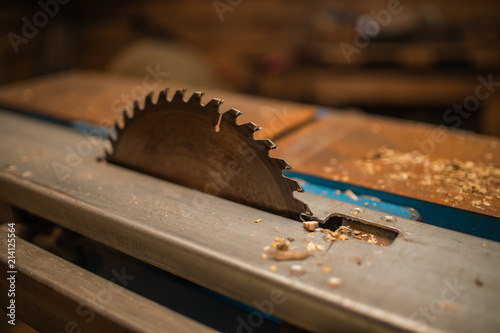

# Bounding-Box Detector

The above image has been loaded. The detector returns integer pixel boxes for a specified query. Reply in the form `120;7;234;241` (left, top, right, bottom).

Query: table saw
0;71;499;333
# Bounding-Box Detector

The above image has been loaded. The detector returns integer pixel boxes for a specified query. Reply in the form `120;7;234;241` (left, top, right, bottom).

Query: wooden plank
274;111;500;218
0;227;217;333
0;70;317;141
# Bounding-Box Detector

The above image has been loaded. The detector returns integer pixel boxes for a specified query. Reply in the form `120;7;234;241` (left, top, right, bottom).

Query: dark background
1;0;499;135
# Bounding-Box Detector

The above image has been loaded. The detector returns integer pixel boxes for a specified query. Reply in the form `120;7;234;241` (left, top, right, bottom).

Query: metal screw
381;215;396;223
350;207;364;215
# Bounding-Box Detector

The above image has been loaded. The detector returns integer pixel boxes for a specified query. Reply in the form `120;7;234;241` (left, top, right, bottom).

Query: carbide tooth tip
258;139;277;150
144;92;154;107
124;106;133;119
272;157;289;169
109;127;118;141
228;108;243;118
205;98;224;110
104;141;113;156
156;89;169;105
220;108;243;124
133;100;141;113
172;89;186;102
248;123;261;132
188;91;204;105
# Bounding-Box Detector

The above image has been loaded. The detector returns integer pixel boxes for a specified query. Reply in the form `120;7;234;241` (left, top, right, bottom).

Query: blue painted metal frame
288;171;500;242
298;180;420;220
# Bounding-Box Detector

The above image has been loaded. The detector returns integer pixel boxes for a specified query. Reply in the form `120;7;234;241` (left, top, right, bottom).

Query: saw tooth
115;112;125;129
109;125;118;141
271;157;291;170
133;100;142;113
123;109;133;126
224;108;243;120
219;108;243;130
202;98;224;128
257;139;277;150
104;141;113;158
123;105;133;119
283;175;304;192
188;91;205;105
172;89;187;103
155;88;170;106
144;92;155;109
238;122;261;137
205;98;224;111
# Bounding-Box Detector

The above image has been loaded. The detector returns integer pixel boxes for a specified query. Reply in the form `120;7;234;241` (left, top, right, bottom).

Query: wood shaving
475;277;484;286
339;234;349;241
439;301;464;313
306;242;325;252
345;189;358;201
275;241;290;251
303;221;319;231
327;276;342;287
360;146;500;211
290;264;305;275
269;250;311;261
254;219;262;223
21;171;33;178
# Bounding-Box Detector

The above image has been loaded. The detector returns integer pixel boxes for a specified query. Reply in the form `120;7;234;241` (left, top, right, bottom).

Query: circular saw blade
105;88;311;221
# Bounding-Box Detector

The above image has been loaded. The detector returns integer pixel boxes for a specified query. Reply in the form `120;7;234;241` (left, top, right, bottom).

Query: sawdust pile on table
358;146;500;210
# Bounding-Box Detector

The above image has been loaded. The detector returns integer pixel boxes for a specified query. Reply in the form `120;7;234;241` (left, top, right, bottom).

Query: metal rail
0;226;217;333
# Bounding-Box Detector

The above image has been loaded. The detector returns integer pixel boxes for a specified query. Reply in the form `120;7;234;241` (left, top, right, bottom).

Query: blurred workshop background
1;0;499;136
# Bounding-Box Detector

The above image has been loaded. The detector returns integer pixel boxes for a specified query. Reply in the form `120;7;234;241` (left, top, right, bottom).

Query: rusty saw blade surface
106;89;311;221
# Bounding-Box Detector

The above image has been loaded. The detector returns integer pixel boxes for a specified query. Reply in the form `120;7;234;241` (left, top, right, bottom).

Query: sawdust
268;250;310;261
345;189;358;201
327;276;342;287
303;221;319;231
359;147;500;210
325;225;382;246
